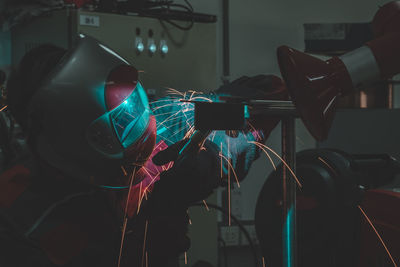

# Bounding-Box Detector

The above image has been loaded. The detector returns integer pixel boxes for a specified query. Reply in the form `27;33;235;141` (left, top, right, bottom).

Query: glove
216;75;288;138
129;139;221;265
149;139;221;215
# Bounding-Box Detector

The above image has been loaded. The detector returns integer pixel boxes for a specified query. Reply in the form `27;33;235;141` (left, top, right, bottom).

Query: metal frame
191;99;299;267
250;100;298;267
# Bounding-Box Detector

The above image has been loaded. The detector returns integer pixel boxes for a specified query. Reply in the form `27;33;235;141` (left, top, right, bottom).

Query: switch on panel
160;39;168;55
135;36;144;53
148;38;157;54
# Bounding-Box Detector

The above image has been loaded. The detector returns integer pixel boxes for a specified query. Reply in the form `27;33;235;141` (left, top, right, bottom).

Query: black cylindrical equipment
255;149;399;267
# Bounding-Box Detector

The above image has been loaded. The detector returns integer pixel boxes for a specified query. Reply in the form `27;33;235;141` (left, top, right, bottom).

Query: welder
0;35;286;267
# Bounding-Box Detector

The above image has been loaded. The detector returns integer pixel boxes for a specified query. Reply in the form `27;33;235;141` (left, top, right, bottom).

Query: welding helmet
28;35;156;186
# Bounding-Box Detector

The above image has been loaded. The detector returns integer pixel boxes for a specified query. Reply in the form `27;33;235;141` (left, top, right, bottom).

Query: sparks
165;87;185;97
249;141;302;188
0;105;7;112
247;122;263;141
262;256;266;267
219;152;240;188
137;182;143;214
358;205;397;267
124;169;137;215
118;168;137;266
317;156;338;176
120;165;128;176
184;251;188;265
141;220;149;267
254;143;277;171
117;218;128;267
202;200;210;211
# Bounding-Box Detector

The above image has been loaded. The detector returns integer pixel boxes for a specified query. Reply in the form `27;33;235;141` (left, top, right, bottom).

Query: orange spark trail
318;157;338;176
157;113;186;125
190;96;213;102
0;105;7;112
124;169;137;215
117;218;128;267
183;126;196;139
254;144;276;171
151;102;178;112
166;87;184;97
249;141;302;188
247;122;263;141
153;110;183;117
203;200;210;211
184;252;188;265
167;123;193;140
137;173;160;211
159;110;183;126
141;220;149;267
117;168;137;266
150;98;178;104
189;90;196;100
358;205;397;267
228;158;231;226
220;153;240;188
120;166;128;176
209;131;217;142
137;182;143;214
262;256;266;267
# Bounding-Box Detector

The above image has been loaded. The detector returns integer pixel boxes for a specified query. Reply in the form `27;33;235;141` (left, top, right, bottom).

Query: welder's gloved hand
149;139;221;216
215;75;288;138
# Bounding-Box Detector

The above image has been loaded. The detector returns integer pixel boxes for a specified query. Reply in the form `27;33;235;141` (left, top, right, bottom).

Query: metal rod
222;0;230;83
281;117;297;267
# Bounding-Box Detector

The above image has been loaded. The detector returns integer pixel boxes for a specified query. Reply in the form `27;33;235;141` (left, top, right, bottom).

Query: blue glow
99;185;129;189
284;207;294;266
149;43;157;53
161;44;169;54
157;126;167;135
244;105;249;119
110;89;143;143
136;42;144;53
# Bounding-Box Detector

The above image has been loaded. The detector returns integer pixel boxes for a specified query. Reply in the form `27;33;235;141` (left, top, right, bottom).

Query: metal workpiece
240;99;298;267
244;99;298;267
190;98;299;267
246;100;298;117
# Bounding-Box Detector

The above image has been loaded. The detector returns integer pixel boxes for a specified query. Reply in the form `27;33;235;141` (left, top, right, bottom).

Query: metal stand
191;99;299;267
250;100;298;267
282;117;296;267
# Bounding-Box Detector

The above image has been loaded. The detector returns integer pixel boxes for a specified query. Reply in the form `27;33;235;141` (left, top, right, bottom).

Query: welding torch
175;98;296;167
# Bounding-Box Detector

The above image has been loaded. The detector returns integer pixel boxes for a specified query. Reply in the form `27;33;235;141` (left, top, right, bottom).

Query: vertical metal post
222;0;230;84
281;117;297;267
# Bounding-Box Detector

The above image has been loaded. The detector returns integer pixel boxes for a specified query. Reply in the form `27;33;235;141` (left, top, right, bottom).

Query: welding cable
139;1;195;31
190;202;260;267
